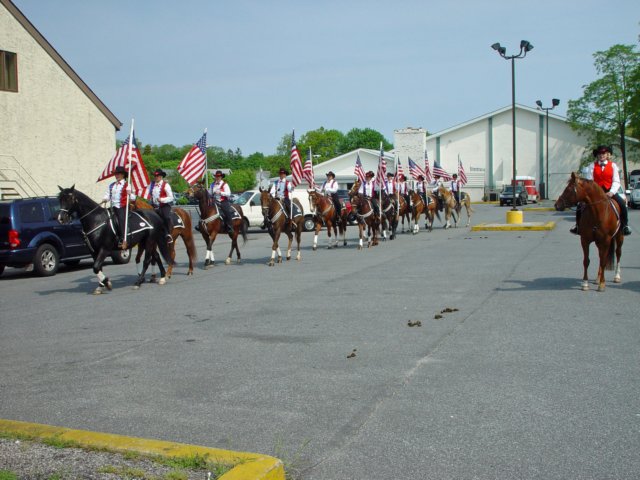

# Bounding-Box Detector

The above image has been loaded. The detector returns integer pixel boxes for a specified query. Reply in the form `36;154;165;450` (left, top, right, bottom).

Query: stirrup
166;234;173;244
569;225;579;235
623;226;632;236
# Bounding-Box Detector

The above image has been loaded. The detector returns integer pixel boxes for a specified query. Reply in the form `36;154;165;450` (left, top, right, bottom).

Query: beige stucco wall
0;3;116;200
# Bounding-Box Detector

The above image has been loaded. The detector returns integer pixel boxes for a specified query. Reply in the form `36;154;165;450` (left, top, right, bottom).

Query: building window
0;50;18;92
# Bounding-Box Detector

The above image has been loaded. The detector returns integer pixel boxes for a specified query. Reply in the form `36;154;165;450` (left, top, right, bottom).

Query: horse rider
270;167;293;220
385;172;395;197
450;173;461;208
570;145;631;236
321;171;342;220
430;174;445;211
357;171;380;215
209;170;235;233
415;174;428;205
397;174;410;207
148;169;174;244
101;165;136;249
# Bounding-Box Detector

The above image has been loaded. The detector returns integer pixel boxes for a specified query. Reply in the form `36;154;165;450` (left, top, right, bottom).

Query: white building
0;0;121;200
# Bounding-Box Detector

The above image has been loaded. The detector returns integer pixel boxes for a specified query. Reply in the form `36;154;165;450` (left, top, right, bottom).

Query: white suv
233;189;316;231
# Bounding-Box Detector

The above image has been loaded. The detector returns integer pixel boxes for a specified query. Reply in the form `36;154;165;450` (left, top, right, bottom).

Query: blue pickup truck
0;196;129;277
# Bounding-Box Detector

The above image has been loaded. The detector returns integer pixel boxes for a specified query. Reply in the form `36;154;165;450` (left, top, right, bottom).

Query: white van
233;189;316;231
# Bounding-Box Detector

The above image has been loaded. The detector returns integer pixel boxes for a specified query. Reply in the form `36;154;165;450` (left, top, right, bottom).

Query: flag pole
396;155;400;218
203;128;208;186
122;118;134;250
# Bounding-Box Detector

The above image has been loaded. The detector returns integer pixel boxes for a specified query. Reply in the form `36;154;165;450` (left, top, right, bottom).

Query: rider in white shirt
149;169;174;243
102;165;136;248
321;171;341;220
209;170;234;233
450;173;461;207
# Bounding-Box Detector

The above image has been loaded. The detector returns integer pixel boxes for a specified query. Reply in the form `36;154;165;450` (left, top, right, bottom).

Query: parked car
0;196;129;277
630;183;640;209
499;186;528;206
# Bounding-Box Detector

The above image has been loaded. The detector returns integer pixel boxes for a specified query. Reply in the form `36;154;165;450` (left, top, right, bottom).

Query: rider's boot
569;225;579;235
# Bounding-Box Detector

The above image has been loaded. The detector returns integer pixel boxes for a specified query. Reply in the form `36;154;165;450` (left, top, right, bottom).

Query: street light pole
535;98;560;199
491;40;533;211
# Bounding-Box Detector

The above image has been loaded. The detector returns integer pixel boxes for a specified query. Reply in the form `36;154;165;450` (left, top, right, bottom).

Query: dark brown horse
409;190;437;233
188;182;247;268
395;193;412;233
349;181;380;249
133;198;197;278
259;189;304;266
555;172;624;292
308;190;348;250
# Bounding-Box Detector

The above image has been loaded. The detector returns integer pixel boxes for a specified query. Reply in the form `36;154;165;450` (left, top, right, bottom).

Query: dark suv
0;196;129;277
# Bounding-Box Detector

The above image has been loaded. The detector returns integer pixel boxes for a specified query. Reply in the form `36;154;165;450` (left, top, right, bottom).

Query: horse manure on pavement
434;314;443;319
347;348;357;359
440;307;459;313
407;320;422;327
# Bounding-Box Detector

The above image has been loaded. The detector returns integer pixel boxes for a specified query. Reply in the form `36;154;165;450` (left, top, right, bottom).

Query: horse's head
308;190;319;213
554;172;580;211
259;189;272;216
188;182;206;199
57;185;78;224
349;181;360;199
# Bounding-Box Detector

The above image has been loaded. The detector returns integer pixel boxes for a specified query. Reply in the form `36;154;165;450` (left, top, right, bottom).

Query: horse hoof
105;280;112;291
268;261;274;267
237;259;242;264
93;288;102;295
149;275;156;283
132;285;140;290
187;271;193;276
313;246;317;251
613;276;621;283
158;277;166;285
225;258;232;265
581;284;589;291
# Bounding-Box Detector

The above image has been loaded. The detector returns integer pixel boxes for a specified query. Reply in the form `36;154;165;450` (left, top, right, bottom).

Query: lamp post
491;40;533;212
535;98;560;199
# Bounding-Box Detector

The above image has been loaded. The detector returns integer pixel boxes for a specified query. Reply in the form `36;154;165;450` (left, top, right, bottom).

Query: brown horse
409;190;437;233
133;198;197;278
348;181;380;249
188;182;247;268
259;189;304;266
555;172;624;291
395;193;412;233
308;190;348;250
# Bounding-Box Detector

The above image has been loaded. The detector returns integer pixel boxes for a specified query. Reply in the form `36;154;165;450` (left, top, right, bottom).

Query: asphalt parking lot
1;204;639;480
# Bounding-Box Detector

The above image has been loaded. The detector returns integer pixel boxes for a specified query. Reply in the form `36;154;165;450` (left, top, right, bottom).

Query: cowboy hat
214;170;225;178
365;171;375;178
326;171;335;177
278;168;289;175
114;166;128;176
593;145;613;156
153;169;166;177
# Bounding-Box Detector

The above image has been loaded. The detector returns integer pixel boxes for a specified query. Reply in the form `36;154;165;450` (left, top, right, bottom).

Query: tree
338;128;393;153
298;127;345;162
567;44;640;184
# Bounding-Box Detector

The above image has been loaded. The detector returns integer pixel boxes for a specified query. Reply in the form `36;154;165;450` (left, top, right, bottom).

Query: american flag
432;160;452;181
97;133;150;198
376;145;387;190
424;151;433;183
302;148;315;188
289;130;303;187
408;157;426;180
177;131;207;185
395;158;406;180
458;156;468;185
354;153;366;183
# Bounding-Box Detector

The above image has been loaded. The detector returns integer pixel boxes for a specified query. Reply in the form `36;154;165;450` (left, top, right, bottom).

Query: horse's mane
572;175;608;200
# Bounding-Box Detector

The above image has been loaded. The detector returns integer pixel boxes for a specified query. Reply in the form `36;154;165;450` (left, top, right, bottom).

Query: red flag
458;157;468;185
290;130;303;187
98;133;150;198
178;132;207;185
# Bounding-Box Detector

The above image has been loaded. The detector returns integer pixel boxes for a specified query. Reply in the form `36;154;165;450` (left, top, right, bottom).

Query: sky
12;0;640;155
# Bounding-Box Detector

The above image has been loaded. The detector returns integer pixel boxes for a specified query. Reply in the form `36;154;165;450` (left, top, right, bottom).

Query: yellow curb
0;419;284;480
522;206;556;211
471;221;556;231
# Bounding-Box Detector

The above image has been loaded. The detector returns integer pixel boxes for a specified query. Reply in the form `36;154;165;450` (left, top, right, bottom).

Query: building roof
1;0;122;130
427;104;566;140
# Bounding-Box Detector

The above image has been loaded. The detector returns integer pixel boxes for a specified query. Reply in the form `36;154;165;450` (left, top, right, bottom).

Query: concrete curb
471;221;556;231
0;419;285;480
522;206;556;212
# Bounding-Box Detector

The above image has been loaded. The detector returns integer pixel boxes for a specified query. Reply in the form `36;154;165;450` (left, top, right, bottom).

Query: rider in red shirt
571;145;631;236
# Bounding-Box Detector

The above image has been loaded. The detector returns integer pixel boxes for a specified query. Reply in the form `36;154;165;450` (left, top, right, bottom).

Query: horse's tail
180;212;198;262
240;217;248;245
605;237;616;271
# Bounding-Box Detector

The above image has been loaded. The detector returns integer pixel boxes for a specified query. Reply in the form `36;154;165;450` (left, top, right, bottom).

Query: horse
259;189;304;266
555;172;624;292
57;186;173;293
188;182;247;268
396;194;412;234
348;182;380;249
438;186;460;229
378;193;398;240
133;198;197;278
409;190;437;233
308;190;348;250
455;191;473;227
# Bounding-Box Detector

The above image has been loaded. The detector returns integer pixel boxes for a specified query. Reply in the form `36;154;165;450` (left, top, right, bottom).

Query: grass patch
0;471;18;480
